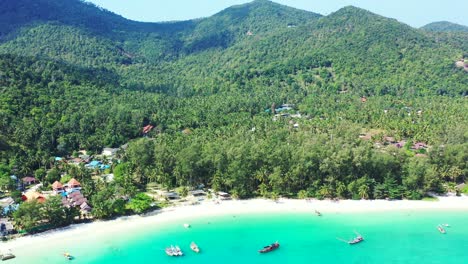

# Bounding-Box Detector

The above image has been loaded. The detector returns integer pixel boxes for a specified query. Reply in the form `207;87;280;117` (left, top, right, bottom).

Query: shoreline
3;196;468;252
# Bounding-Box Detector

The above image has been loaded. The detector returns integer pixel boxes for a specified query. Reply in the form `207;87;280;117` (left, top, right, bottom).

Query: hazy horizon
86;0;468;28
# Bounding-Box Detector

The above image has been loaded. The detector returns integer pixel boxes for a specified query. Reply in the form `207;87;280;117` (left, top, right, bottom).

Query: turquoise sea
8;210;468;264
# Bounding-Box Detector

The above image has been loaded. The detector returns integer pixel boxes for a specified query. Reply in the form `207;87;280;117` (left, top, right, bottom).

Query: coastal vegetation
0;0;466;234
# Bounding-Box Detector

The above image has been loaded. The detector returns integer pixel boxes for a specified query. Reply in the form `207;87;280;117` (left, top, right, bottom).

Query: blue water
8;211;468;263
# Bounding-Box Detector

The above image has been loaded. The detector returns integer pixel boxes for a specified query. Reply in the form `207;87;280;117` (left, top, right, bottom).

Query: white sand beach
3;196;468;253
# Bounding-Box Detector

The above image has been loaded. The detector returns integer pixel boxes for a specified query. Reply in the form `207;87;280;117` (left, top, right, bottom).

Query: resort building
52;181;65;194
217;191;231;200
66;178;82;192
21;192;46;203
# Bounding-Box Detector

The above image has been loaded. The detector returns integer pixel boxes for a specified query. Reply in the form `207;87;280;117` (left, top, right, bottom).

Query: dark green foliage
13;196;78;232
13;201;43;231
126;193;153;214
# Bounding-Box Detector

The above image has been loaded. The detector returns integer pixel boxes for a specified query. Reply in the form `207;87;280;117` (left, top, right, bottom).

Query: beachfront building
0;197;18;216
189;190;206;197
217;191;231;200
60;181;92;215
157;191;180;201
0;218;14;236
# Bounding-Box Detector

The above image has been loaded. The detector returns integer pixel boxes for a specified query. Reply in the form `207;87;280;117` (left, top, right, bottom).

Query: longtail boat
166;245;183;256
437;225;446;234
175;246;183;256
190;242;200;253
348;235;364;245
63;252;73;260
337;231;364;245
259;242;280;253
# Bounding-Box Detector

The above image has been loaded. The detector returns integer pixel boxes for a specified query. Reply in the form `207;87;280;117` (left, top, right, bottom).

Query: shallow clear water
8;210;468;264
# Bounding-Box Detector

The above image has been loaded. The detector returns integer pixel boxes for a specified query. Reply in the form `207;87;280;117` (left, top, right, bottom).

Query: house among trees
62;190;92;214
21;192;46;203
79;154;91;163
85;160;101;169
58;178;92;214
393;140;406;148
22;177;36;186
52;181;64;194
0;219;14;236
68;157;84;166
102;148;119;157
0;197;17;216
67;178;81;192
411;142;428;150
67;191;88;206
142;124;154;134
80;202;92;214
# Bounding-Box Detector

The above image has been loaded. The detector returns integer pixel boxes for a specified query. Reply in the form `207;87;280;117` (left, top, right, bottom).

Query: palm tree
358;185;370;200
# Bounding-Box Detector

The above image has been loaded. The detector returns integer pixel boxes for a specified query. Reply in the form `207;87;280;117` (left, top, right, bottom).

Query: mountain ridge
0;0;465;96
421;21;468;32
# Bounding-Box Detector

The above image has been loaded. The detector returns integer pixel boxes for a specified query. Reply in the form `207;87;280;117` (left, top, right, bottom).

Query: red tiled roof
143;125;154;133
22;192;46;203
52;181;63;189
68;178;81;187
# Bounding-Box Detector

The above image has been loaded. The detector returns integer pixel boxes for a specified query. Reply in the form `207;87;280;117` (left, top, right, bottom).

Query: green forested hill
0;0;320;62
421;21;468;32
116;6;466;97
0;0;466;202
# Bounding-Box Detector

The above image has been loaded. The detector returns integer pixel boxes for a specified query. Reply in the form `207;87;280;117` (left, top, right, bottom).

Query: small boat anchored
337;231;364;245
0;250;15;261
183;223;191;228
165;245;183;256
315;210;322;216
437;225;446;234
190;242;200;253
259;241;280;253
63;252;73;260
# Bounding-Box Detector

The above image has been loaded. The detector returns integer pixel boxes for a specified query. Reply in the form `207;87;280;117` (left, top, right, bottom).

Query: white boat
63;252;73;260
437;225;446;234
165;246;175;256
0;250;15;261
175;246;183;256
183;223;190;228
190;241;200;253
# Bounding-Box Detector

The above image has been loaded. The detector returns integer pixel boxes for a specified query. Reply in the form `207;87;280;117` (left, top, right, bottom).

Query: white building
102;148;119;157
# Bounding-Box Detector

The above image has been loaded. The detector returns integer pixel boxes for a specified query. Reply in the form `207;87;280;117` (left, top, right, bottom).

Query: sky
86;0;468;28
